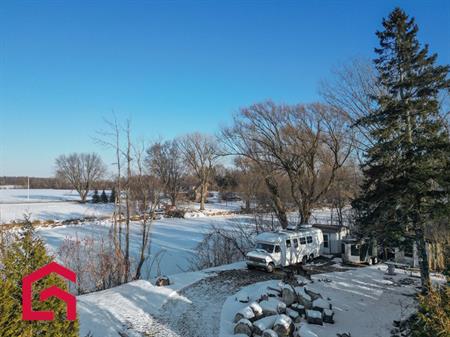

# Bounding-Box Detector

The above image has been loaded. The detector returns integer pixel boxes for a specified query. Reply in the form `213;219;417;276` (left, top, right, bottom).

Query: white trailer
246;225;323;272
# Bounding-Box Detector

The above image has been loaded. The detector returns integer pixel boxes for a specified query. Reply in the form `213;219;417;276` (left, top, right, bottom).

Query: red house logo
22;262;77;321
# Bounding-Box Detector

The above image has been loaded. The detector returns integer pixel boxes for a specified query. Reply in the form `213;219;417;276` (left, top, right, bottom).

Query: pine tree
109;187;116;203
353;8;450;293
0;219;79;336
92;189;100;203
100;189;108;203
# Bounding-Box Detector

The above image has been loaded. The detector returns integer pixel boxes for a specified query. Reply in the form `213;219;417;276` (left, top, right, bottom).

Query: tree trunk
245;198;251;212
264;176;288;229
299;201;312;224
199;183;206;211
414;200;431;294
170;193;177;207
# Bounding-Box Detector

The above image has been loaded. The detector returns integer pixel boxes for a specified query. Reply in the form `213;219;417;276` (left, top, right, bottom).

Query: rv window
274;245;281;253
299;237;306;245
293;239;299;248
286;240;291;248
307;236;313;244
256;243;274;253
323;234;329;248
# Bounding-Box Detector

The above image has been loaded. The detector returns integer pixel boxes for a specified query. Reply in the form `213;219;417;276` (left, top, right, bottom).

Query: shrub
165;208;186;218
0;220;79;336
411;284;450;337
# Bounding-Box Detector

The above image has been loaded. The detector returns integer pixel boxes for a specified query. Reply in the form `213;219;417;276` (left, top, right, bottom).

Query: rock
306;309;323;325
290;303;306;316
273;314;293;337
253;315;278;335
294;287;312;308
286;307;301;323
281;284;296;306
312;298;330;312
250;302;264;319
234;306;255;323
323;309;334;324
155;276;170;286
234;318;253;336
262;329;278;337
259;298;287;316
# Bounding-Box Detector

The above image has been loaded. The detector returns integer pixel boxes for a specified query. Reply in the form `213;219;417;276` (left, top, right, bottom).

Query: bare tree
178;133;219;211
222;101;354;226
55;153;105;203
94;115;126;285
146;140;185;207
130;141;161;280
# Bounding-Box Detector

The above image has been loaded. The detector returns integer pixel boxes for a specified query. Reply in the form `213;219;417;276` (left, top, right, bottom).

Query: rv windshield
256;243;274;253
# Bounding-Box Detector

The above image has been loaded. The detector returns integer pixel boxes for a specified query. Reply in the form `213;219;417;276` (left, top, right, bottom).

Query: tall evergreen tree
100;189;108;203
92;189;100;203
353;8;450;293
0;220;79;336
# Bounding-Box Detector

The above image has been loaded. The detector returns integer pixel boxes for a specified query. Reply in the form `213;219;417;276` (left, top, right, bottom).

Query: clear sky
1;0;449;177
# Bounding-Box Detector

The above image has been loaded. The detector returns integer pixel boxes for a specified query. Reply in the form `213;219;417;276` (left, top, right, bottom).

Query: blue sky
1;0;449;177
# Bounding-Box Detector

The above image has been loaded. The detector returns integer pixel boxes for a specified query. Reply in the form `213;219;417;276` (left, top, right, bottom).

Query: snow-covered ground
37;215;252;278
0;188;82;203
77;263;441;337
219;265;428;337
0;189;114;224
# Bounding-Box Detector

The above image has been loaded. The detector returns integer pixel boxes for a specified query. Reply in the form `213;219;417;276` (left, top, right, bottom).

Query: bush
411;284;450;337
0;220;79;336
165;208;186;218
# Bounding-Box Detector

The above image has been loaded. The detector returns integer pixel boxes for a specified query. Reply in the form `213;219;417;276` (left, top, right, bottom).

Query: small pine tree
92;189;100;203
109;187;116;203
0;219;79;336
100;189;108;203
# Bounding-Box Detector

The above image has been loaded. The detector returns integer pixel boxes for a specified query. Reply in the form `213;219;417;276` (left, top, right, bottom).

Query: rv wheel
309;254;314;261
372;257;378;264
367;258;373;265
302;255;308;265
266;263;275;273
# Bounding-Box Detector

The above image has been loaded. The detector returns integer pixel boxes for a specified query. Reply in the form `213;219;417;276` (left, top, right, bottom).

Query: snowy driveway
145;269;283;337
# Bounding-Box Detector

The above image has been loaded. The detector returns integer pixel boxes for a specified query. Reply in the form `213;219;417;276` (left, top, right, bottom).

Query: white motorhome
246;225;323;272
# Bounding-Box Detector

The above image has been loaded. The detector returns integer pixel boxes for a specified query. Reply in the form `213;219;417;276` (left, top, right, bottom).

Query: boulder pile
233;282;335;336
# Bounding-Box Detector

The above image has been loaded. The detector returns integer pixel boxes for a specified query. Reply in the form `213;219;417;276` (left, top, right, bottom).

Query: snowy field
0;188;82;203
0;189;114;224
37;215;252;278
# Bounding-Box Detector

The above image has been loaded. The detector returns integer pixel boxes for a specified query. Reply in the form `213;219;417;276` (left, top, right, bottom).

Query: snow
0;189;82;203
219;265;434;337
0;189;114;224
78;264;242;337
274;313;292;329
253;315;278;332
306;309;322;319
37;216;252;279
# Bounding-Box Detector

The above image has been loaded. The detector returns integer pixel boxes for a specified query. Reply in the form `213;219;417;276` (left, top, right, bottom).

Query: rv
246;225;323;272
